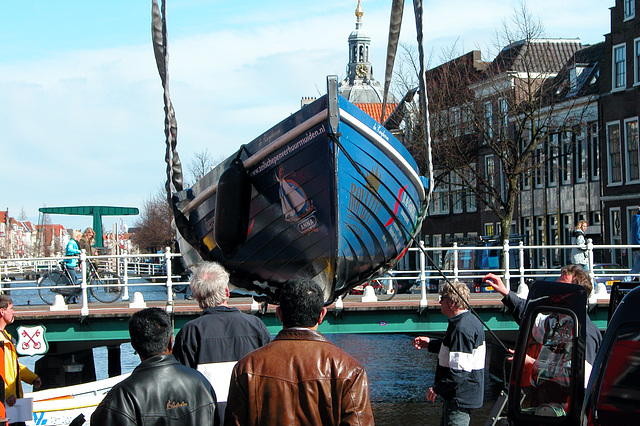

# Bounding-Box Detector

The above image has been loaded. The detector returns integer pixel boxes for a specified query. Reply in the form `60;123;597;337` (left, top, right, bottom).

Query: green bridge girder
39;206;139;246
7;304;611;353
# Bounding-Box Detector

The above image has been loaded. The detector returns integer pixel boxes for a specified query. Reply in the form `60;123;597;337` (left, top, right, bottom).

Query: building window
451;107;461;137
613;44;627;90
575;129;587;183
590;123;600;181
522;217;532;245
625;0;635;20
635;38;640;85
430;180;450;215
485;155;496;189
522;137;531;189
484;223;495;237
561;132;572;185
484;102;493;139
547;135;558;187
625;117;640;183
610;208;622;263
534;147;544;188
452;172;463;214
465;164;477;213
498;97;508;135
607;122;623;185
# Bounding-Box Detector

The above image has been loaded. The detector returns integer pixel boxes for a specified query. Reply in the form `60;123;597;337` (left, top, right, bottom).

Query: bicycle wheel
89;272;123;303
38;272;72;305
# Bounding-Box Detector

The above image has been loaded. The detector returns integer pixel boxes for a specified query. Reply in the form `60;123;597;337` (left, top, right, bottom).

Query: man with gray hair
172;261;271;420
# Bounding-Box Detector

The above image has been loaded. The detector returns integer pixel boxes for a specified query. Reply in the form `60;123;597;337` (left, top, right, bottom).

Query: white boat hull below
24;373;130;426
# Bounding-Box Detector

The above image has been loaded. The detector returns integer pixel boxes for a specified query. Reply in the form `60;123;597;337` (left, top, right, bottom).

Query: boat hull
25;373;130;426
174;77;427;303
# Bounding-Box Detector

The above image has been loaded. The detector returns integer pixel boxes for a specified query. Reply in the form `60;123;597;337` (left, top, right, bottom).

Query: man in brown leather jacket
225;279;374;425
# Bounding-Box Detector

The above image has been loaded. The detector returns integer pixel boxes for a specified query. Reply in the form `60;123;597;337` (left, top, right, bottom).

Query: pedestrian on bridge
64;230;83;285
571;220;589;271
626;207;640;281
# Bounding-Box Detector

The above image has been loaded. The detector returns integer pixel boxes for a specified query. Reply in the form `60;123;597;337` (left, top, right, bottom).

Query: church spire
346;0;371;83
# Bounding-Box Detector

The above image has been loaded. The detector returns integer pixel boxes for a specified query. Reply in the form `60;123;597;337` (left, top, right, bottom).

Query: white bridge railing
0;240;637;315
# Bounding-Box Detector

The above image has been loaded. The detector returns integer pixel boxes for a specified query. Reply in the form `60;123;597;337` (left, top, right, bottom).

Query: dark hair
128;308;172;359
0;295;12;310
278;279;324;328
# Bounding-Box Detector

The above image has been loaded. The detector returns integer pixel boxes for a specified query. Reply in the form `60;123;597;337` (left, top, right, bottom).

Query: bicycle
37;260;123;305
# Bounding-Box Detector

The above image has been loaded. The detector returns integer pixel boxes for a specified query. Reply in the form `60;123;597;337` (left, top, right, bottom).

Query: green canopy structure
38;206;139;247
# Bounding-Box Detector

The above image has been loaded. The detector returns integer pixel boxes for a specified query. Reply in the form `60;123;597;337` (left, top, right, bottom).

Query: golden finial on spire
355;0;363;21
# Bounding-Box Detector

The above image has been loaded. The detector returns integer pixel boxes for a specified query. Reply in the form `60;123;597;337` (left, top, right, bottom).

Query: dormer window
569;65;586;92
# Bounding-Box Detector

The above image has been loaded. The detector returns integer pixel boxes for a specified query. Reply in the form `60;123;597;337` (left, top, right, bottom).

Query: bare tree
131;188;175;253
402;4;595;246
186;149;225;186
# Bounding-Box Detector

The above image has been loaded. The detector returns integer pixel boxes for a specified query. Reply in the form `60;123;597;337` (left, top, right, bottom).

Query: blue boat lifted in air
152;0;432;304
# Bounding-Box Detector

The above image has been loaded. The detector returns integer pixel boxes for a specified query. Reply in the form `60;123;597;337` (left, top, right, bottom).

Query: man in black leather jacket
91;308;219;426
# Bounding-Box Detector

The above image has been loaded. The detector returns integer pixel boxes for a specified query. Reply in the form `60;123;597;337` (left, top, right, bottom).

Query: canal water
9;281;504;425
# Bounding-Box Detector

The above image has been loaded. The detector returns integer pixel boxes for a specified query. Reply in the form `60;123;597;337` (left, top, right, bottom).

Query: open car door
507;281;588;425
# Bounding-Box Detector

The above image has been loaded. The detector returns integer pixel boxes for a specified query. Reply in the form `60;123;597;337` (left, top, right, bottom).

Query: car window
515;310;576;418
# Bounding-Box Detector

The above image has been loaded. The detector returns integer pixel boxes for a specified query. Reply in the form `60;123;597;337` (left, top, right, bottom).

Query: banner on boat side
16;325;48;356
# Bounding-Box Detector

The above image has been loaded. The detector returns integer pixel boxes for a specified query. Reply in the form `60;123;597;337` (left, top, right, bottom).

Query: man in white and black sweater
413;281;486;426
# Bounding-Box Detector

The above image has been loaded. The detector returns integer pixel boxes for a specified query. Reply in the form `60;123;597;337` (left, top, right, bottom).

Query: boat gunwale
182;104;425;218
182;110;328;216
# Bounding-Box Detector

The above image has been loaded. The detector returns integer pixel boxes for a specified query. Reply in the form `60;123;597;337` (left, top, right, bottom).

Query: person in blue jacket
413;280;485;426
627;207;640;280
64;230;83;284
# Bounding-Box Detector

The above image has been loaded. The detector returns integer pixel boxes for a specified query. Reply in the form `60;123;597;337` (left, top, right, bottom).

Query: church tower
338;0;397;115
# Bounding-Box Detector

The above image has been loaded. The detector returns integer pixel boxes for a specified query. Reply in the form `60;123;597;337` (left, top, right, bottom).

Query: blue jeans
67;266;79;284
441;400;471;426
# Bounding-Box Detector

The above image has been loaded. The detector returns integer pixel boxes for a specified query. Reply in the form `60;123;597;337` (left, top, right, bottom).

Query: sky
1;0;613;233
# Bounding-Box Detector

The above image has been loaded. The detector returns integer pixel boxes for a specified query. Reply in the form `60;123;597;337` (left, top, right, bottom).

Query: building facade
600;0;640;265
419;37;604;269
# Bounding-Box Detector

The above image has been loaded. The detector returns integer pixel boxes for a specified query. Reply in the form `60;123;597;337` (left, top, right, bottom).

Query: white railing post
122;256;130;301
518;241;525;288
79;250;89;316
503;240;511;285
587;238;595;280
164;247;174;313
453;242;459;281
419;241;428;308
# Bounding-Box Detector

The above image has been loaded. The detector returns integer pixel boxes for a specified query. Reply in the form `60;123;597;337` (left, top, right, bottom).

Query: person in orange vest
0;344;6;425
0;296;41;426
